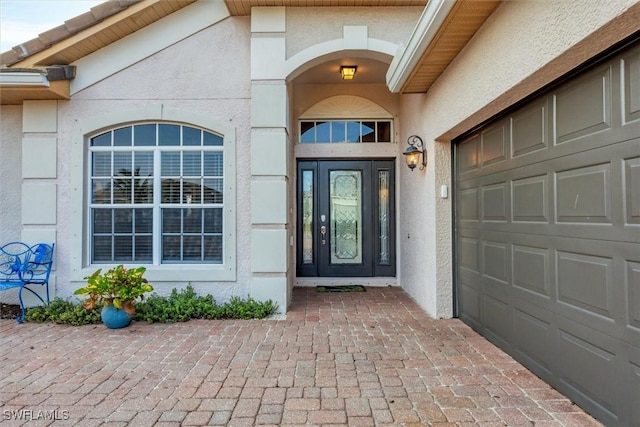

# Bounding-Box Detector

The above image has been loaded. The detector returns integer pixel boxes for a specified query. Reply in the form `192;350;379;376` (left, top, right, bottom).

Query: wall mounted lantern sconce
340;65;357;80
403;135;427;171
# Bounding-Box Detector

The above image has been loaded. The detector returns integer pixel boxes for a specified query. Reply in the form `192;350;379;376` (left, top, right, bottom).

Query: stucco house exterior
1;0;638;424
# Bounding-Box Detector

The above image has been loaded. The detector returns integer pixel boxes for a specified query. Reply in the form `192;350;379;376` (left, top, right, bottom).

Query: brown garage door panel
622;49;640;124
625;155;640;224
458;227;637;340
555;318;627;426
626;260;640;339
455;40;640;426
628;346;640;425
457;137;640;242
457;60;640;185
512;303;555;374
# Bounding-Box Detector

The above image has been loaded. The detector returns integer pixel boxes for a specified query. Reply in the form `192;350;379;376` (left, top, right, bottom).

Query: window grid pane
299;120;392;143
91;208;153;263
161;208;223;263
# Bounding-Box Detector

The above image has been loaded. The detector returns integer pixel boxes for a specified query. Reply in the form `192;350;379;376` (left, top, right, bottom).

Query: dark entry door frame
296;159;396;278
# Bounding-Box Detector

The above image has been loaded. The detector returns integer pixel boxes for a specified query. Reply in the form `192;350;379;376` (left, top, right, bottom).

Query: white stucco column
249;7;291;312
20;100;58;302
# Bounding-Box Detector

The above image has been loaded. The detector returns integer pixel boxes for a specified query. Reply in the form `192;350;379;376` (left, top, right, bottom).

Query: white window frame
298;119;394;143
71;105;236;283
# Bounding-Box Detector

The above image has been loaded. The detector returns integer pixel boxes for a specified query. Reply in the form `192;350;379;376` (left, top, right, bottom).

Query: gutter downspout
386;0;456;93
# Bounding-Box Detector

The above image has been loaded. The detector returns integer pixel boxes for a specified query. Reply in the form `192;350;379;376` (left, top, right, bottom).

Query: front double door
297;160;395;277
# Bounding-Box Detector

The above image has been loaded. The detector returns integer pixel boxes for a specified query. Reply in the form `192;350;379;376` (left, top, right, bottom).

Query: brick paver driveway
0;287;601;426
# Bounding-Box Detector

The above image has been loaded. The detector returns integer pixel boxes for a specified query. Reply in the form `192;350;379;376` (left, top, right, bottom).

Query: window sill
72;264;236;283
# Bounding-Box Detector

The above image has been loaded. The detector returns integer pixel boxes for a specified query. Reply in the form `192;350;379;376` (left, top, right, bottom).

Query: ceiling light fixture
340;65;357;80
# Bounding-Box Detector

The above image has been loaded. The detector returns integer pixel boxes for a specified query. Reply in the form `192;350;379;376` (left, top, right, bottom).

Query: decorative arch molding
300;95;393;119
285;38;397;81
78;104;235;139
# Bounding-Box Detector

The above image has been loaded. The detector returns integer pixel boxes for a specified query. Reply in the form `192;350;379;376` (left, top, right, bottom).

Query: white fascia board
71;0;230;94
0;72;49;87
386;0;456;93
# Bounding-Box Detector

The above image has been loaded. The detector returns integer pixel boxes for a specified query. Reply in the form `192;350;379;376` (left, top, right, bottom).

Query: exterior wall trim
70;1;229;95
285;38;396;81
386;0;455;93
69;104;237;284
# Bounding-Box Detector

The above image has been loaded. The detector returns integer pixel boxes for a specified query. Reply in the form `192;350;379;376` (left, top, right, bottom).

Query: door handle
320;225;326;245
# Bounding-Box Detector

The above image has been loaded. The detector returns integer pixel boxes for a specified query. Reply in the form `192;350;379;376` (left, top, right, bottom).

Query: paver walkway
0;287;601;426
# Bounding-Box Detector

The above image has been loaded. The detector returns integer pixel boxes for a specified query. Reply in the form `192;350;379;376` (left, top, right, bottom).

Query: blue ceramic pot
101;305;133;329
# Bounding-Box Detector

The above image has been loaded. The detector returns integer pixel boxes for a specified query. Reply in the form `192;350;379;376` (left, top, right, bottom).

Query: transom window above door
299;120;392;143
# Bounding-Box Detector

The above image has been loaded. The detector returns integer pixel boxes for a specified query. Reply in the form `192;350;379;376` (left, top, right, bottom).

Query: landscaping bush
26;285;278;325
25;298;102;326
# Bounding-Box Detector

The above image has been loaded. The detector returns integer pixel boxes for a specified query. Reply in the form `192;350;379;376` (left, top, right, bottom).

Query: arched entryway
249;8;405;310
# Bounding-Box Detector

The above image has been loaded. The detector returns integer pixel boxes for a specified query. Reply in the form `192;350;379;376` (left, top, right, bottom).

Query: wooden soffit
1;0;196;68
401;0;501;93
224;0;427;16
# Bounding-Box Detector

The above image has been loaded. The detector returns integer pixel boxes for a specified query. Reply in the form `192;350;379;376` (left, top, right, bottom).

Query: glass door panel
302;170;314;264
378;170;390;265
297;160;395;277
330;170;362;265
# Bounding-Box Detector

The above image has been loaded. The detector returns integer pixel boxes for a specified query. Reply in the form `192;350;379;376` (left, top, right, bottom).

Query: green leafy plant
25;298;102;326
27;285;278;325
73;265;153;314
134;286;278;323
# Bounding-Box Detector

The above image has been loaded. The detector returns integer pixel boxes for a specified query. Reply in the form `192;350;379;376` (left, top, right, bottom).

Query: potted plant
74;265;153;329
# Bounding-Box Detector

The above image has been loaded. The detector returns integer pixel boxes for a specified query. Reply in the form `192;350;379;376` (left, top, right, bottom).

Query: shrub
25;298;102;326
26;285;278;325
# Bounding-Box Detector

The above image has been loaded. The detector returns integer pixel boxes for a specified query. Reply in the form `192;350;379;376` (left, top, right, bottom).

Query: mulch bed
0;303;22;320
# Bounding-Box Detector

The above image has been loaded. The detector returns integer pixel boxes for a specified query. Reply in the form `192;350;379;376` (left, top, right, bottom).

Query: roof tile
38;25;71;46
0;0;139;67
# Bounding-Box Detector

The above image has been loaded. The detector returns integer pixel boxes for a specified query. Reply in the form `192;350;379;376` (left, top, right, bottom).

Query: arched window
88;123;224;264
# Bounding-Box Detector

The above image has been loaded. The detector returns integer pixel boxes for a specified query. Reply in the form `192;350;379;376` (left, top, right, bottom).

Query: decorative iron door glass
297;160;396;277
329;170;363;265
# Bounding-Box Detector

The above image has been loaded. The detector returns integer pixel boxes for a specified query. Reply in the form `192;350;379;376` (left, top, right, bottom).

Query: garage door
454;40;640;426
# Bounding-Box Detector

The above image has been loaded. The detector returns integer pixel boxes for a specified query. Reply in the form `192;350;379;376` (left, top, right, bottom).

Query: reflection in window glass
362;122;375;142
300;122;315;143
134;124;156;146
299;120;392;143
204;152;223;176
302;170;314;264
134;208;153;233
114;127;132;146
91;132;111;147
204;132;223;146
330;121;346;143
183;126;201;146
161;152;181;176
92;179;111;204
315;121;330;142
92;152;111;176
91;208;152;262
378;170;390;265
377;122;391;142
346;121;361;143
89;123;224;264
159;124;181;146
183;152;201;176
161;208;222;263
